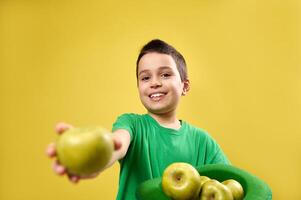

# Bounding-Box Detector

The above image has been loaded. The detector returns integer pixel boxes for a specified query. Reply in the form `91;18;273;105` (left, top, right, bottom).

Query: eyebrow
138;66;173;76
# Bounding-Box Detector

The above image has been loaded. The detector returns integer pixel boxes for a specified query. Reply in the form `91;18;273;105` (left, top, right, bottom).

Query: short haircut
136;39;188;81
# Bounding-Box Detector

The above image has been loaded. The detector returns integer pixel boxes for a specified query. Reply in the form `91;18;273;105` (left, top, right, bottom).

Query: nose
150;77;162;89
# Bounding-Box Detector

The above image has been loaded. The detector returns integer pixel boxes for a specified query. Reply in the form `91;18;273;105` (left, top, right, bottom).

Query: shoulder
183;121;210;138
113;113;148;127
112;113;144;138
185;122;222;149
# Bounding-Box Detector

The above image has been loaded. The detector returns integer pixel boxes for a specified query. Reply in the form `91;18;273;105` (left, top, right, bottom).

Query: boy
47;39;230;200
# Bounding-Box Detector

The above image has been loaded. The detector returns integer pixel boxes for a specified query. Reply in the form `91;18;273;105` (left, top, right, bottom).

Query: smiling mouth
149;92;167;101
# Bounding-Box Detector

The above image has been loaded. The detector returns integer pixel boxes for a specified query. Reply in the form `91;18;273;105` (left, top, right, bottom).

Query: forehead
138;52;177;73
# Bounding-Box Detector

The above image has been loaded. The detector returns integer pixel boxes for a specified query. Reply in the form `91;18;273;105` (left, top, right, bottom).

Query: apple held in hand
200;180;233;200
222;179;244;200
162;162;201;200
56;127;114;176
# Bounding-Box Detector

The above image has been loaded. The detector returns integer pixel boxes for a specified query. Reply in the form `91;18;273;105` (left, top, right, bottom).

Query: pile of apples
162;163;244;200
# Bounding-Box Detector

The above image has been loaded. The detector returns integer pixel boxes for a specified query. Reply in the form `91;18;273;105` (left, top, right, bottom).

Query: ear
182;80;190;96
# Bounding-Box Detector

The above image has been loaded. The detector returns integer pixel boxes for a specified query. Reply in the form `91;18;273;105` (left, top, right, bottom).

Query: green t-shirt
112;113;230;200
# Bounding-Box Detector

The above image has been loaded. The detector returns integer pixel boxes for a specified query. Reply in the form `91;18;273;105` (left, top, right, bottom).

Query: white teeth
150;93;165;98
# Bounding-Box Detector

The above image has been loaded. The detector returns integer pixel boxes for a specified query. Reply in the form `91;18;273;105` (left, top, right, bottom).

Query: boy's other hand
46;122;121;183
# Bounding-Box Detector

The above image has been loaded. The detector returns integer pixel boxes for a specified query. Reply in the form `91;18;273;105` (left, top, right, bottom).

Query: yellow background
0;0;300;199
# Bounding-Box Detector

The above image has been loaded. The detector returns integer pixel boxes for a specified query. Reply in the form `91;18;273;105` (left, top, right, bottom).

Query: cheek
138;84;147;96
172;82;184;95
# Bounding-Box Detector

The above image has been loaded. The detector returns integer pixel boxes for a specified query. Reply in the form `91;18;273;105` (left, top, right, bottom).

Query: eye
141;76;150;81
161;73;171;78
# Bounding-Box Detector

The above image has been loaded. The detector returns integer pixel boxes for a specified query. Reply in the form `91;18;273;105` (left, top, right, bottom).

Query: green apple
162;162;201;200
222;179;244;200
200;180;233;200
56;127;114;176
200;176;211;188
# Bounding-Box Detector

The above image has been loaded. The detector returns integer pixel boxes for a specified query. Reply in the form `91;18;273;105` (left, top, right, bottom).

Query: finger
46;143;56;158
52;160;66;176
55;122;73;134
68;174;80;183
113;138;122;151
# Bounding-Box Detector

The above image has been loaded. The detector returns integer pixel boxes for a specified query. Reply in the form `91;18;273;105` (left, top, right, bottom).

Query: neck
148;110;181;130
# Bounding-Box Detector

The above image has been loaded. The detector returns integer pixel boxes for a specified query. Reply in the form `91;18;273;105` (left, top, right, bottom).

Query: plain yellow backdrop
0;0;300;199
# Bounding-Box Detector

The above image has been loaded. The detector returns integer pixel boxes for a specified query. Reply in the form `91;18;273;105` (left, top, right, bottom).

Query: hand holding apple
46;122;116;183
56;126;114;176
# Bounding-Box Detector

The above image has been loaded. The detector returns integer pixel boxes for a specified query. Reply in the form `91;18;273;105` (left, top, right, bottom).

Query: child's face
137;52;189;115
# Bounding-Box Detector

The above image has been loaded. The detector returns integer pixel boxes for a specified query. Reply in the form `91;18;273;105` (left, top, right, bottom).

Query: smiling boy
47;39;230;200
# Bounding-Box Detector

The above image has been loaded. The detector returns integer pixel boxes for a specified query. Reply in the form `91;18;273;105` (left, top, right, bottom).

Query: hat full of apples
136;163;272;200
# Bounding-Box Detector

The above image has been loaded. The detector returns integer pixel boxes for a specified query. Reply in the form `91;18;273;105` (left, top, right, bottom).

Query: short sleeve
204;134;231;165
112;113;136;142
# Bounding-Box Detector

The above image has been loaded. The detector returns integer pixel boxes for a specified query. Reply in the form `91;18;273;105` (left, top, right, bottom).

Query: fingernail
46;144;56;157
55;123;65;133
46;148;54;157
57;165;66;175
53;161;66;175
70;176;79;183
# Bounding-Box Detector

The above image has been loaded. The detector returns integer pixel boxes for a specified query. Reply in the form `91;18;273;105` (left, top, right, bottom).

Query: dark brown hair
136;39;188;81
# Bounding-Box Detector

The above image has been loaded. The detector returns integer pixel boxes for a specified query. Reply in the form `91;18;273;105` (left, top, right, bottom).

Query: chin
142;99;176;115
147;108;164;114
147;106;175;115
